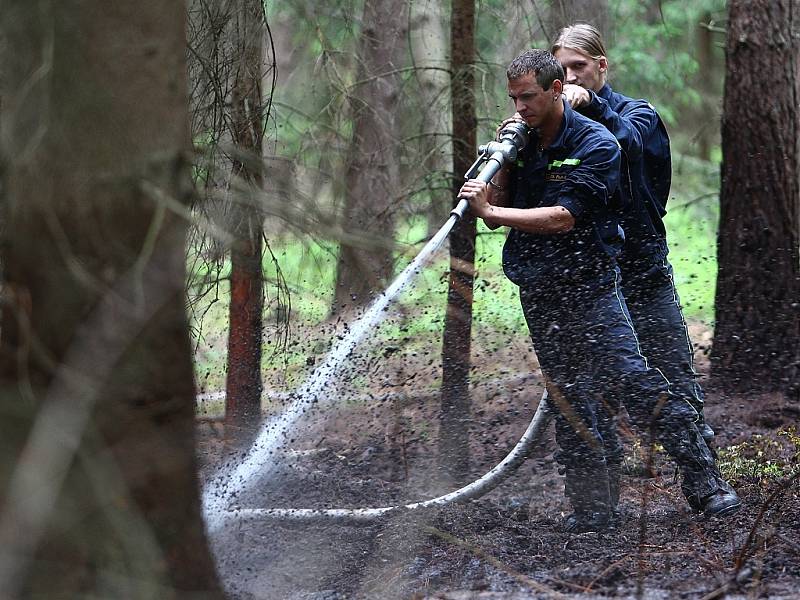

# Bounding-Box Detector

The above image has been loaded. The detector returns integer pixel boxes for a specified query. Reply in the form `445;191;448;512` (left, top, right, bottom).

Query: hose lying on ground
226;391;553;525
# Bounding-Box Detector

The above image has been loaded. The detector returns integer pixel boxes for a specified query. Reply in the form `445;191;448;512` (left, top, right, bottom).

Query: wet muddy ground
198;371;800;599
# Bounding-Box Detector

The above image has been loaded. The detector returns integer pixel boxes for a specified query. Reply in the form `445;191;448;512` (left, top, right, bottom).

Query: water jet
203;121;546;530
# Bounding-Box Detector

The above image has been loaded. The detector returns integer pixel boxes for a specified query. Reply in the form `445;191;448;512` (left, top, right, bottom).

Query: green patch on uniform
547;158;581;170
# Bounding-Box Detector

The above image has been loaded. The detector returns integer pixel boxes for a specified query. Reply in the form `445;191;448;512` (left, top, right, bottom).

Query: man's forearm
481;205;575;234
484;168;511;230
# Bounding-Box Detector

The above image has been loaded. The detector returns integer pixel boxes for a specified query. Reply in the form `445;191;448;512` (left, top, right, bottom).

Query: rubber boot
660;423;741;517
563;465;614;533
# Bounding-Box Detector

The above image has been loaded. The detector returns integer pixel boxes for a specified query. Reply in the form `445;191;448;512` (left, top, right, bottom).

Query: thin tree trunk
547;0;609;42
409;1;453;236
331;0;408;313
694;11;714;160
0;1;224;597
439;0;477;481
711;0;800;397
225;0;266;445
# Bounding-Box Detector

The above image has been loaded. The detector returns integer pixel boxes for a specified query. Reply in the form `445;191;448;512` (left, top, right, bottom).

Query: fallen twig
423;525;569;599
776;532;800;556
698;471;800;600
586;554;630;591
636;425;660;600
699;566;757;600
734;471;800;571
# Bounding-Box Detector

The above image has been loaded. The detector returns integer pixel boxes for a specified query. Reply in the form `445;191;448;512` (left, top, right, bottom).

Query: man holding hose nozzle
459;49;739;533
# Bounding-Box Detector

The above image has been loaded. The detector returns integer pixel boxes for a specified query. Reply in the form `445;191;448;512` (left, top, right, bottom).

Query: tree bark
331;0;408;313
409;1;453;237
694;11;715;160
0;1;224;597
439;0;477;481
547;0;609;43
711;0;800;397
225;0;266;445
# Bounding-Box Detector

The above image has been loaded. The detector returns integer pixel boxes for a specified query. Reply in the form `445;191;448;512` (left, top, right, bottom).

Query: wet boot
661;423;741;517
563;466;614;533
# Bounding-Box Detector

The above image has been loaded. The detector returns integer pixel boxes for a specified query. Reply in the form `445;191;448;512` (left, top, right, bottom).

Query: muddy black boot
563;466;614;533
683;471;741;517
661;424;741;518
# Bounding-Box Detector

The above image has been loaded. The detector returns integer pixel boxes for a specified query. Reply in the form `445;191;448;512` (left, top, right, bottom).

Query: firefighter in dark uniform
552;23;714;443
459;49;739;532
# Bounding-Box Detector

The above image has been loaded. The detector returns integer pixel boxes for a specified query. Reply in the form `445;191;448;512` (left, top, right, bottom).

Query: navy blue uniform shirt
502;101;623;291
580;84;672;261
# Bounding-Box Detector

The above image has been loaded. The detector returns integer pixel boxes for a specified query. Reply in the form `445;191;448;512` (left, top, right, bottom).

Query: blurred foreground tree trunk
0;1;224;597
225;0;266;445
439;0;476;481
711;0;800;398
331;0;409;313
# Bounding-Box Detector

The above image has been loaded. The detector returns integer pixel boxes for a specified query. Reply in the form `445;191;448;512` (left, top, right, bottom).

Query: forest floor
197;324;800;600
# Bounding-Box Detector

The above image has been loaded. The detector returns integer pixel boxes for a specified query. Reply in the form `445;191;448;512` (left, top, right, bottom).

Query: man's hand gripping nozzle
451;121;530;219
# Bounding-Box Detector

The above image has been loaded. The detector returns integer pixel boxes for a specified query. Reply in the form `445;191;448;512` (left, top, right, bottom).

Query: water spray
228;393;552;524
203;121;549;529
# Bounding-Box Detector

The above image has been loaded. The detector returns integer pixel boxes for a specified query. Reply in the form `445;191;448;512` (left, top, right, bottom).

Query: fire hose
228;392;552;524
216;122;548;526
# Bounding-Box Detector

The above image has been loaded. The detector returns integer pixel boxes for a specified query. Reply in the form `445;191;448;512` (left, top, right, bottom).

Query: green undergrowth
189;152;721;407
663;153;720;320
718;427;800;487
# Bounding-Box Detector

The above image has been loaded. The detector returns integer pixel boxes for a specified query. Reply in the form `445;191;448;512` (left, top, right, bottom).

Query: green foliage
718;428;800;486
188;155;722;399
189;0;730;404
473;225;528;332
471;0;727;157
664;151;721;321
609;2;702;118
265;2;362;168
779;427;800;460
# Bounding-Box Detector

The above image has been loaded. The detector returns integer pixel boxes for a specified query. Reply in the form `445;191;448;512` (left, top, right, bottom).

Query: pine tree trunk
548;0;609;41
0;1;224;597
694;11;715;160
409;2;453;237
439;0;477;481
331;0;408;313
225;0;265;445
710;0;800;397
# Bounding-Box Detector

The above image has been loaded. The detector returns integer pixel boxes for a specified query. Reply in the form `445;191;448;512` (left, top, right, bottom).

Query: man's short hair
506;49;564;91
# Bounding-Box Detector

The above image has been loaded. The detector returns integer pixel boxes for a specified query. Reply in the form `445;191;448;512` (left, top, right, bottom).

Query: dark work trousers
519;270;700;476
620;250;705;419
